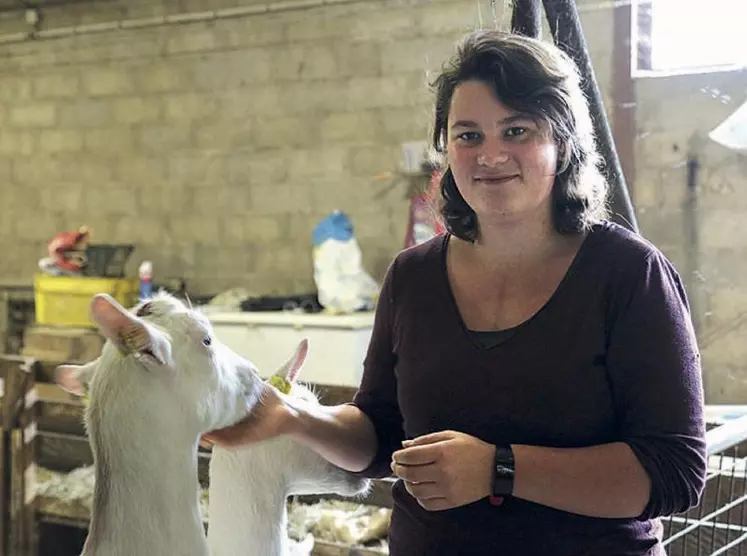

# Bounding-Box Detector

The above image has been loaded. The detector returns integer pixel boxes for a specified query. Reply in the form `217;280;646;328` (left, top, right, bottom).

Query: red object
48;226;90;272
403;169;446;249
489;495;505;506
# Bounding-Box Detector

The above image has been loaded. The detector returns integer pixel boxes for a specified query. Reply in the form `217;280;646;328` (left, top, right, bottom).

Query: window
633;0;747;75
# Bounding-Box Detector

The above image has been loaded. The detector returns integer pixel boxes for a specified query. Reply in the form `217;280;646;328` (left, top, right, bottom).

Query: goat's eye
202;336;212;347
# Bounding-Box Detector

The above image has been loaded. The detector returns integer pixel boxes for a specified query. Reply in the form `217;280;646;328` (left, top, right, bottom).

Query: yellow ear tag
82;384;90;408
267;375;292;395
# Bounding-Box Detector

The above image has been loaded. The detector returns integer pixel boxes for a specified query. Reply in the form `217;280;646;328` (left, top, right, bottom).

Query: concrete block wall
0;0;497;297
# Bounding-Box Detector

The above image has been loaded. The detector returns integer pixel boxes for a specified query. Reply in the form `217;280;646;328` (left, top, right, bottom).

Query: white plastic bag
312;211;379;314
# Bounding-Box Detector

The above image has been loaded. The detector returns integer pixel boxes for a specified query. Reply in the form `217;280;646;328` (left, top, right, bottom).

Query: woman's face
446;80;558;225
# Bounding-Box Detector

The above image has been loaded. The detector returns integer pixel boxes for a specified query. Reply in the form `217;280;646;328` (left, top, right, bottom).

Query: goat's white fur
55;292;263;556
207;341;370;555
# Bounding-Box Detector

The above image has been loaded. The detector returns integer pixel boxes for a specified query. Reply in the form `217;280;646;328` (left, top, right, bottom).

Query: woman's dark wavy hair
431;30;608;242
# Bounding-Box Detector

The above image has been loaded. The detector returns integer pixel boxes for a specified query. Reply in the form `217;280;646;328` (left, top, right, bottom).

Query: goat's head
54;292;263;439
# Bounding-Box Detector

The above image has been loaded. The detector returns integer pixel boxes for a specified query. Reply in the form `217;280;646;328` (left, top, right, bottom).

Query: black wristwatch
492;445;515;497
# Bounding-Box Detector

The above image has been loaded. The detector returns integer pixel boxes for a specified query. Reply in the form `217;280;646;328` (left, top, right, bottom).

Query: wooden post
0;355;40;556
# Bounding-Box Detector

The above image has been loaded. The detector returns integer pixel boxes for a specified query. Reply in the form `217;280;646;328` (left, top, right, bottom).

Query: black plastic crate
83;244;135;278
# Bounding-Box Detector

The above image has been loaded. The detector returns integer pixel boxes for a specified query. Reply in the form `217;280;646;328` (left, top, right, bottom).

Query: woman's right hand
201;384;297;448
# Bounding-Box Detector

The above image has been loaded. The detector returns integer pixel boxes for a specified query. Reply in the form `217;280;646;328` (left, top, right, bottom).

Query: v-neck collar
438;226;599;352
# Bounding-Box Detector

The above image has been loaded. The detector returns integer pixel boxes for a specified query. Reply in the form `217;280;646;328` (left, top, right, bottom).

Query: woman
205;30;706;555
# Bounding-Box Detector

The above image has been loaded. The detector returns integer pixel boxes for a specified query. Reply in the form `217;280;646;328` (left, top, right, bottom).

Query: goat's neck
227;492;291;556
208;447;292;556
84;431;207;556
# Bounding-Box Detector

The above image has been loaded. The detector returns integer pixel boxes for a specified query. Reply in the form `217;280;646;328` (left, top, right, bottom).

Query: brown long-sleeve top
352;221;706;555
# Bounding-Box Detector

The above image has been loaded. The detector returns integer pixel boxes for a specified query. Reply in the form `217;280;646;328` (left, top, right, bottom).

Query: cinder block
136;64;189;93
278;81;344;116
82;68;134;97
347;145;399;177
13;211;62;242
333;42;381;78
223;16;287;47
380;38;457;75
192;50;272;90
138;123;191;153
166;29;220;55
59;99;113;128
83;187;139;216
138;186;192;215
311;176;370;214
221;86;281;117
10;104;56;128
285;13;349;42
118;156;168;184
0;78;32;103
320;111;381;144
33;74;80;99
37;130;84;153
242;215;285;244
288;148;346;179
267;44;337;81
230;151;289;185
347;74;428;110
113;215;167;244
113;97;162;124
169;153;226;186
0;132;34;156
250;184;313;216
253;116;318;149
379;105;431;142
220;217;248;245
194;119;254;150
164;93;218;121
168;213;220;243
190;185;251;216
418;2;481;34
7;184;43;214
85;128;135;155
0;157;10;184
39;186;84;214
348;10;417;42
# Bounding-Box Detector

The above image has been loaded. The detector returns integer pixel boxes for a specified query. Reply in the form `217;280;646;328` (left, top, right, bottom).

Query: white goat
207;339;371;556
55;292;264;556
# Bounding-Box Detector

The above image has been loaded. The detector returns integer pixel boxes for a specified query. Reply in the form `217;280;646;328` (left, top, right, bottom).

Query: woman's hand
391;430;496;511
202;384;296;448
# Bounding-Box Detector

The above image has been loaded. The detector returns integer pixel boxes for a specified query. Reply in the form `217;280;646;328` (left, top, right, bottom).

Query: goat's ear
91;294;143;348
90;294;170;364
54;360;97;397
273;338;308;383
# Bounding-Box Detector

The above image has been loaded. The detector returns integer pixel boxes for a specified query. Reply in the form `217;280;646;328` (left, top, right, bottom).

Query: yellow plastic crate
34;274;139;328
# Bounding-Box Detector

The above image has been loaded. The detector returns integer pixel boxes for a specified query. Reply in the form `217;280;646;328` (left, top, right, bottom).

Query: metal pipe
542;0;639;233
0;0;359;44
684;150;702;336
511;0;542;38
0;0;116;14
